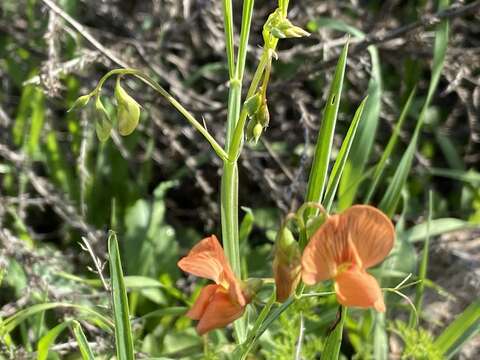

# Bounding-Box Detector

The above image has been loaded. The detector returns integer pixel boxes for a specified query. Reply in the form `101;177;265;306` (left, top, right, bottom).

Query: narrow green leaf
323;97;367;212
365;87;416;203
322;307;347;360
304;40;349;218
379;0;449;217
434;300;480;358
37;320;72;360
1;303;113;335
401;218;473;243
72;320;96;360
410;191;433;326
108;231;135;360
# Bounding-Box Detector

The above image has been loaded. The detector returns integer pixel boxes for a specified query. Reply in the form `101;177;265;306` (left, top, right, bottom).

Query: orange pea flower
177;235;248;335
301;205;395;312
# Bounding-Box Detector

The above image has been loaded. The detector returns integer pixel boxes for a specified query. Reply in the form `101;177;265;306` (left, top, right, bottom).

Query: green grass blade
1;303;113;335
410;191;433;326
378;0;449;217
304;40;349;215
108;231;135;360
365;87;416;203
434;300;480;358
402;217;473;243
72;320;96;360
37;320;72;360
323;97;367;212
322;307;347;360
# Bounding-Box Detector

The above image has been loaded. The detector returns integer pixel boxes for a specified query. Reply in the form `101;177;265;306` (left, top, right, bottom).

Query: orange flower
301;205;395;312
177;235;248;335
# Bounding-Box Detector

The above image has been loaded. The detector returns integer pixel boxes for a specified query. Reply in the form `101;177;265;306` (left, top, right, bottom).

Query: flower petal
177;235;230;284
196;290;245;335
342;205;395;269
186;284;219;320
301;214;345;284
334;268;386;312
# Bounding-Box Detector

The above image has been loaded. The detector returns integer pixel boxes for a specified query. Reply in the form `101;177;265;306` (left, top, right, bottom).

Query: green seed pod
115;78;140;136
244;93;262;117
256;102;270;128
94;96;112;142
68;94;91;112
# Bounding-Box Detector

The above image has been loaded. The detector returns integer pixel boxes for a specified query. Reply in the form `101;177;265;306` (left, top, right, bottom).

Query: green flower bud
115;78;141;136
245;118;256;142
68;94;91;112
253;122;263;144
94;96;112;142
283;26;310;38
273;227;301;302
255;102;270;128
271;17;310;39
244;93;262;117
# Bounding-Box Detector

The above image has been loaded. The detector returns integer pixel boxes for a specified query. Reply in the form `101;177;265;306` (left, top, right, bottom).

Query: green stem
221;0;255;344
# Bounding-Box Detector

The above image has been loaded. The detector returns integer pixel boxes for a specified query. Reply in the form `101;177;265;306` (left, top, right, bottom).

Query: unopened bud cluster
245;92;270;144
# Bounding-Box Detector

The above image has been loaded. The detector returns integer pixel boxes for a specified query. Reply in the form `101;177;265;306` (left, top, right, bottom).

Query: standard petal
186;284;219;320
196;290;245;335
342;205;395;269
301;214;345;284
177;235;230;284
334;268;386;312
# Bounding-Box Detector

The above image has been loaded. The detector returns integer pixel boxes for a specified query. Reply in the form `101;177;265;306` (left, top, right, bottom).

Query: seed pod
68;94;91;112
94;96;112;142
115;78;140;136
273;227;301;302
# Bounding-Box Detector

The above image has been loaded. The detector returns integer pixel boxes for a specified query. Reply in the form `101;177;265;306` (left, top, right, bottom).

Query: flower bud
245;118;257;142
244;93;262;117
253;122;263;144
271;17;310;39
94;96;112;142
68;94;91;112
255;102;270;128
115;78;141;136
273;227;301;302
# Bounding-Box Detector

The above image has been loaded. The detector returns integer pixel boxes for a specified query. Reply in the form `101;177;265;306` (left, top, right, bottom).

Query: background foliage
1;0;479;358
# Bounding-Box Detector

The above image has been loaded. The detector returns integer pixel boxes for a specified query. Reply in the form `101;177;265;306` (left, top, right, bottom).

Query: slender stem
221;0;255;344
222;0;235;80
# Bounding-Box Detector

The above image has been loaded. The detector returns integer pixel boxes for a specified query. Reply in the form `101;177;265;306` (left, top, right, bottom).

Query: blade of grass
364;87;416;203
312;19;382;211
434;300;480;358
108;231;135;360
37;320;72;360
72;320;96;360
323;97;367;212
409;191;433;326
322;307;347;360
1;303;113;335
303;40;349;222
379;0;449;217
